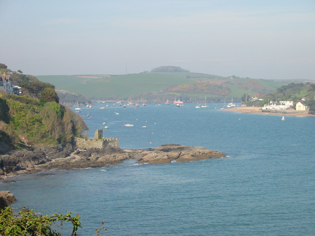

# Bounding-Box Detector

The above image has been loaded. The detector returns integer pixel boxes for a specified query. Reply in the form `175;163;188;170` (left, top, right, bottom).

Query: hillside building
0;72;21;95
262;101;293;111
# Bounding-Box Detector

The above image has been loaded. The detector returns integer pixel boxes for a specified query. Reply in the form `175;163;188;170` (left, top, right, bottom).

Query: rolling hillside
37;70;283;102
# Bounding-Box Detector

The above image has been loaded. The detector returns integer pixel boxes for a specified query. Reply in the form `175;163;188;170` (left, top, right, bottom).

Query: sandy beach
222;106;314;117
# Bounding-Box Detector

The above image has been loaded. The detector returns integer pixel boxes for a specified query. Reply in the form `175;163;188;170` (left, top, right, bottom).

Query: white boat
142;126;146;128
124;124;134;127
281;116;285;121
176;104;184;107
195;105;200;109
74;107;82;113
201;96;208;108
114;112;119;115
104;126;109;129
227;98;236;108
103;122;106;124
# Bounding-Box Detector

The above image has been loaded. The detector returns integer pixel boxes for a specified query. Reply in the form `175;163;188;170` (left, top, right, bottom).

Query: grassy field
37;72;282;101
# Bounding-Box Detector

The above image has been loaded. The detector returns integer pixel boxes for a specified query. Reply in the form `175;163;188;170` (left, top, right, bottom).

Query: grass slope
37;73;282;100
38;73;195;99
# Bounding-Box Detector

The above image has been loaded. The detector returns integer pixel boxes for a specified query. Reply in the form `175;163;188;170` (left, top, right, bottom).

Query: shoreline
222;106;314;117
0;144;226;181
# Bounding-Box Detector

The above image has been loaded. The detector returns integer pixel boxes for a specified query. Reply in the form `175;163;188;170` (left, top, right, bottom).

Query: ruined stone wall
75;137;119;150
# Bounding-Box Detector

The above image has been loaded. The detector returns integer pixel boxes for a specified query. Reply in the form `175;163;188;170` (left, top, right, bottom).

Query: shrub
0;207;81;235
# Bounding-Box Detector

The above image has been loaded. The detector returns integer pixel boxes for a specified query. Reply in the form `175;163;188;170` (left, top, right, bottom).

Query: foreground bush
0;207;107;235
0;206;81;235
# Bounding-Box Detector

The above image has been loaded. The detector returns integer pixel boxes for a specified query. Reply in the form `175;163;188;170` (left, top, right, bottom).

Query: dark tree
0;63;7;69
40;87;60;104
20;81;55;99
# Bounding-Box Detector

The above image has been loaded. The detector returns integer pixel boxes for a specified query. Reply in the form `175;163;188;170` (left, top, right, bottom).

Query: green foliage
1;94;88;147
168;82;230;95
40;88;60;104
20;81;55;100
48;102;64;117
5;94;40;106
0;206;81;236
0;98;10;123
57;91;91;106
241;94;251;102
264;82;315;102
306;99;315;113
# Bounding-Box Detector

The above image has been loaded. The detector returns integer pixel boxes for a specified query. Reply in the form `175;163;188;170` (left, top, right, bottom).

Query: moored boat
173;99;184;105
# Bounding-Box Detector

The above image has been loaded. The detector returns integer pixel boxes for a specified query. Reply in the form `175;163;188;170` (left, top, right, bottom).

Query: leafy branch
0;206;106;235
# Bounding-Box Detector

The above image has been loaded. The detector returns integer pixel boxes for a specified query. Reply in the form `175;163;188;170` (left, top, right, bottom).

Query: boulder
0;191;17;210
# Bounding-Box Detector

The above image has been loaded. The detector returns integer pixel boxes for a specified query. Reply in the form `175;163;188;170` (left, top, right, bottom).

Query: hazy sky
1;0;314;80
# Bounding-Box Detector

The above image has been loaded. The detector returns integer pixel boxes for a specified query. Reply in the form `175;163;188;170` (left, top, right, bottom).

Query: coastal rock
0;144;226;177
137;144;226;164
0;191;17;209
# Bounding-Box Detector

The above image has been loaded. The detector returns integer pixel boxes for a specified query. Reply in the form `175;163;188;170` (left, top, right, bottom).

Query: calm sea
1;103;315;235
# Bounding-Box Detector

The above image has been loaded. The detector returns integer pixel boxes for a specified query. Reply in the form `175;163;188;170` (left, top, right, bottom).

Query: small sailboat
227;98;236;108
201;96;208;108
165;99;169;105
281;116;285;121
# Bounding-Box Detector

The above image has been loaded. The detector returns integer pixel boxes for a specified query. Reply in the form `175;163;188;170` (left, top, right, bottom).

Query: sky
1;0;315;80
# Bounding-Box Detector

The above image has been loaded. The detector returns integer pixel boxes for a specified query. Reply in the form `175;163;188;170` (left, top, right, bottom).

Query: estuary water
1;103;315;235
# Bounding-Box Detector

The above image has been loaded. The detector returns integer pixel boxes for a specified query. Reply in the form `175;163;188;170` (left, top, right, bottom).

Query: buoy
239;118;241;120
150;142;152;144
152;132;154;134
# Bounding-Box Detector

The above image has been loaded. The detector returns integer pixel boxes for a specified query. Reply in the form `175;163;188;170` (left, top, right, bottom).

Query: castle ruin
75;129;119;150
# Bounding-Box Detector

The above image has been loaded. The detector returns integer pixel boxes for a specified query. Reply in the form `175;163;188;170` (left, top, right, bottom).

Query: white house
296;102;308;111
0;72;21;95
262;101;293;111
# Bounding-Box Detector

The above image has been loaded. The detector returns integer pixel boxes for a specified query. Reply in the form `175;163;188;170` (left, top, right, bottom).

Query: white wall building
296;102;308;111
262;101;293;111
0;73;21;95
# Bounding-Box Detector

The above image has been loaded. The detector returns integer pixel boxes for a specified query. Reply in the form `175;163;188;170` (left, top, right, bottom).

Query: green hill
36;71;284;102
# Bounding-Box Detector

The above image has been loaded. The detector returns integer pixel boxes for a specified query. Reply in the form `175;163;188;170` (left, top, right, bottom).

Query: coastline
0;144;226;180
222;106;314;117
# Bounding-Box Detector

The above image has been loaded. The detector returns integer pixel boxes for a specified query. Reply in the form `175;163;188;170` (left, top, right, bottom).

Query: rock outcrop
137;144;225;164
0;144;225;177
0;191;17;209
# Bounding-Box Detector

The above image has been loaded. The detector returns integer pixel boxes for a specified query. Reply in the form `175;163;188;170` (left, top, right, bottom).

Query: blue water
1;103;315;235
